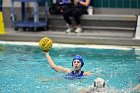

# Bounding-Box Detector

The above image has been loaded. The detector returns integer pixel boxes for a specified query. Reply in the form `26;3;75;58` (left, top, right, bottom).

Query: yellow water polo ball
39;37;53;52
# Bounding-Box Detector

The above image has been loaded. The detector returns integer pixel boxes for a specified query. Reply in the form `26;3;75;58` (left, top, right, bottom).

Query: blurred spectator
62;0;91;33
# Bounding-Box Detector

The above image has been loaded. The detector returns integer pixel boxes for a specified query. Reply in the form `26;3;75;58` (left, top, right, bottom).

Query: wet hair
72;55;84;68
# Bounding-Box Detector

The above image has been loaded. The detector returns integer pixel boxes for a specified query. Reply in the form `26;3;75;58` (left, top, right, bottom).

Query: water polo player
45;53;92;79
39;37;91;79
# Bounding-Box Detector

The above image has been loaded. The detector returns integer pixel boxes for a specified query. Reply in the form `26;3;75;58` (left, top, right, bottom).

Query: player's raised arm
39;37;71;73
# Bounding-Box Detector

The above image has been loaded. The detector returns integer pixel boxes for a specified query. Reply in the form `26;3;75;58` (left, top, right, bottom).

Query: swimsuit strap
65;71;84;80
71;71;84;77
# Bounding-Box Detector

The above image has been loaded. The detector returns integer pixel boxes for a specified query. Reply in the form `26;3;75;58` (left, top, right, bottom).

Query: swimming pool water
0;43;140;93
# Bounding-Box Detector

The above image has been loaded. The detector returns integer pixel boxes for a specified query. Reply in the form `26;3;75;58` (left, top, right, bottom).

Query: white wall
135;15;140;39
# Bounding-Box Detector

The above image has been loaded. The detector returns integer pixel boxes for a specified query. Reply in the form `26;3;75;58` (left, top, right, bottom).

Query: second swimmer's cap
72;55;84;68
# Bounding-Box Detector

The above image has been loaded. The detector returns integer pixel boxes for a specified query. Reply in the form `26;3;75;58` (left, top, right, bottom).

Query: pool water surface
0;43;140;93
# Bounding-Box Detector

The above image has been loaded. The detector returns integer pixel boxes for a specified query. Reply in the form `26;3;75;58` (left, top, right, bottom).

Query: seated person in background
45;52;92;79
79;78;107;93
62;0;91;33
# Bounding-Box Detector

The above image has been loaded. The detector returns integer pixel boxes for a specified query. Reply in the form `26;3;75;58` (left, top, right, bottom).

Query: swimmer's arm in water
45;52;71;73
133;83;140;91
83;71;92;76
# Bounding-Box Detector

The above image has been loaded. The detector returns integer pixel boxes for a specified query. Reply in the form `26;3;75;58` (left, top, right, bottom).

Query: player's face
73;60;81;70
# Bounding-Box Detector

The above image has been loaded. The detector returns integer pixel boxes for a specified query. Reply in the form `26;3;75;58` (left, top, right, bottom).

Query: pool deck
0;28;140;46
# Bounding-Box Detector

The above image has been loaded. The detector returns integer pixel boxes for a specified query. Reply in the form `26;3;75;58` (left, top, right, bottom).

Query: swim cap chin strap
72;55;84;68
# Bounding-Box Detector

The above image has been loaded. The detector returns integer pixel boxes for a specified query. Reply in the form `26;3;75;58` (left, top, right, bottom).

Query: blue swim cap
72;55;84;68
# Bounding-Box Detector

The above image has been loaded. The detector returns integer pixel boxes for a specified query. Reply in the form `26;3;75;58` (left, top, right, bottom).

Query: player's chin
74;66;80;70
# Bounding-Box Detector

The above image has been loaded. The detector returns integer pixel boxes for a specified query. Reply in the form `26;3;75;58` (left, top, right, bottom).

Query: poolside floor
0;28;140;46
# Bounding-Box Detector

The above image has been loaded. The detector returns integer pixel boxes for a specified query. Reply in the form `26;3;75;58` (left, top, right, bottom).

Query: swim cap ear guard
138;75;140;83
94;81;106;88
72;55;84;68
